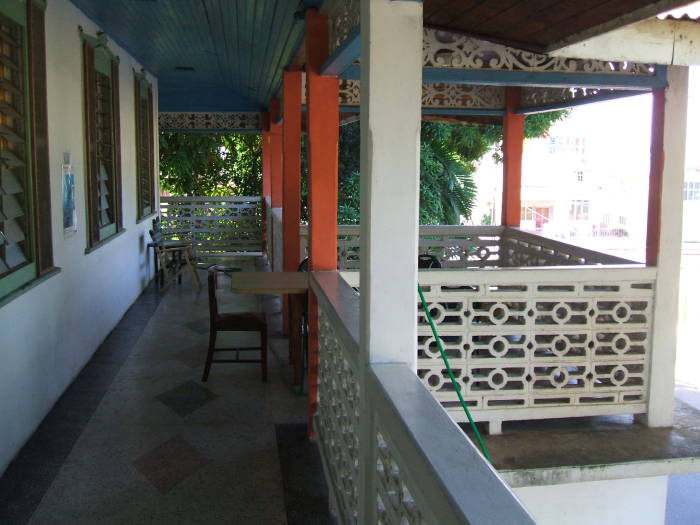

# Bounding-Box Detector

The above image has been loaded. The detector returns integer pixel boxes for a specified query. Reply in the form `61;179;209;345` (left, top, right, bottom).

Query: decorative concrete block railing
299;225;632;270
340;262;656;434
311;272;534;524
160;196;262;255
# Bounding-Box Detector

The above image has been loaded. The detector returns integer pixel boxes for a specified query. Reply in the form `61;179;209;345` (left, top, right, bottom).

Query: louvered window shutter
135;72;154;220
0;10;35;296
82;31;121;247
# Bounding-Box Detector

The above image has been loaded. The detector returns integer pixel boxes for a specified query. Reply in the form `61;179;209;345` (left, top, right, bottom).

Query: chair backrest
149;216;163;245
298;257;309;272
418;254;442;269
208;267;219;322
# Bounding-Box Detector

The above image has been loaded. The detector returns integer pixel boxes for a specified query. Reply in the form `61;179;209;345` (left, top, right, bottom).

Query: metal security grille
0;16;29;277
95;70;114;228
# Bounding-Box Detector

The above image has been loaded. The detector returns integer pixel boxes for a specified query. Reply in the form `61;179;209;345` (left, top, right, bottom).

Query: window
81;30;122;248
569;200;589;220
521;206;533;220
0;0;53;301
684;181;700;201
134;71;155;220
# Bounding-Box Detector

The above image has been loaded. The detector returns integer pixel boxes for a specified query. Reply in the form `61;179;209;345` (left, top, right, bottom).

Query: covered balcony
2;0;700;524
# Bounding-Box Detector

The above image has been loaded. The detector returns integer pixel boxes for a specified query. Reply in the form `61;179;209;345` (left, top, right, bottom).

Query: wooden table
230;272;309;385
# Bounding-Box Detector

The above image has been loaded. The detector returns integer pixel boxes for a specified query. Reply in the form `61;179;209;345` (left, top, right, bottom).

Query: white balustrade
311;272;534;524
299;225;633;269
160;196;262;255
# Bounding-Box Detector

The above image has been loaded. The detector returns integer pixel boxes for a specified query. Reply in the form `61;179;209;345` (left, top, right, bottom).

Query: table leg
289;294;303;386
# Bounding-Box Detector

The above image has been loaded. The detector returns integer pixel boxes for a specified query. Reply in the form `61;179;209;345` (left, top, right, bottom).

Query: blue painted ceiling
70;0;323;112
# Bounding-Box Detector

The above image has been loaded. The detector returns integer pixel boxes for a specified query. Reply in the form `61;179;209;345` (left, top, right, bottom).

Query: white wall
0;0;159;473
514;476;668;525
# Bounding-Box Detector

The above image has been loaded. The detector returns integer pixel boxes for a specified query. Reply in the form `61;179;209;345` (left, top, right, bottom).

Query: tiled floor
1;258;329;524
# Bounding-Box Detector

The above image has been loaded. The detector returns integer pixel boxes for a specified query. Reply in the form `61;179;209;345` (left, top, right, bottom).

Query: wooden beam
305;8;340;438
501;86;524;227
283;71;303;274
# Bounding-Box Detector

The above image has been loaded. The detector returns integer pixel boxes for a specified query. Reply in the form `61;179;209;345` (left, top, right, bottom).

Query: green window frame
134;71;155;221
81;30;122;249
0;0;53;302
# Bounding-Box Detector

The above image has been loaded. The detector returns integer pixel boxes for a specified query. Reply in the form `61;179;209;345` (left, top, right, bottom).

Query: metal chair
202;267;267;382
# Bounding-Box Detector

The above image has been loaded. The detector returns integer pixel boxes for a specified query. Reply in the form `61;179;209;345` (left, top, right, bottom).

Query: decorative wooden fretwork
0;15;29;277
158;112;261;131
422;28;655;76
339;79;505;110
520;86;621;108
316;308;360;524
322;0;360;55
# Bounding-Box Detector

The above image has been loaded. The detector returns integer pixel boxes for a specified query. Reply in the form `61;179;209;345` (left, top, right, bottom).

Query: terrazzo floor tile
19;264;326;525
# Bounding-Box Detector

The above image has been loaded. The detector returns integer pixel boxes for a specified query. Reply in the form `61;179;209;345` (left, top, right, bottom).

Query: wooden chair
149;217;201;292
202;267;267;382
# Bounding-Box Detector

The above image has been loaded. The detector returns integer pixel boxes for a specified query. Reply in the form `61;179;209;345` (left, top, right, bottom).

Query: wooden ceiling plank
476;0;564;37
507;0;613;46
447;0;522;30
423;0;484;28
423;0;462;19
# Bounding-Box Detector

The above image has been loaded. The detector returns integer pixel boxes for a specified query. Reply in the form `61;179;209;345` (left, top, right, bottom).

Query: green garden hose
417;284;491;462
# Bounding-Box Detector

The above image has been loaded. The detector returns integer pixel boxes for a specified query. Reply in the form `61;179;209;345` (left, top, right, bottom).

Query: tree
301;111;567;225
159;133;261;196
159;111;566;225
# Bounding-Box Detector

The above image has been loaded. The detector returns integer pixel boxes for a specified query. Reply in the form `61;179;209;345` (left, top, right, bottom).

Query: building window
684;181;700;201
521;206;533;220
569;200;589;220
134;72;155;221
81;30;122;248
0;1;53;302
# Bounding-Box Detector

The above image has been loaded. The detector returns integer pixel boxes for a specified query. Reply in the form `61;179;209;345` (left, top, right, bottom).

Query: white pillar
358;0;423;522
645;65;689;427
359;0;423;369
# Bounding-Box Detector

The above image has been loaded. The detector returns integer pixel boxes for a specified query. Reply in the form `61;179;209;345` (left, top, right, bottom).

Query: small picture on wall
62;153;77;235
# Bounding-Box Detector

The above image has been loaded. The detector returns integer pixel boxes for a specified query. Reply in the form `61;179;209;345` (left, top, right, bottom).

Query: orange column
306;8;339;436
283;71;302;273
646;88;665;266
501;86;525;227
269;99;283;209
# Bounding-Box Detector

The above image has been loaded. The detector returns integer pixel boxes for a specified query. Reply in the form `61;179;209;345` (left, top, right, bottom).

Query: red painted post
646;88;665;266
281;71;303;336
305;8;339;437
283;71;302;274
501;87;525;227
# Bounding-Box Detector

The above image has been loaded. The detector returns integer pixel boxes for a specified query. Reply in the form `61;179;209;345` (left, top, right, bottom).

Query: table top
230;272;309;294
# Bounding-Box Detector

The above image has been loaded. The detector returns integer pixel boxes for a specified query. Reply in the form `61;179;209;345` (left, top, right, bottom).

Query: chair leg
261;326;268;382
202;329;217;382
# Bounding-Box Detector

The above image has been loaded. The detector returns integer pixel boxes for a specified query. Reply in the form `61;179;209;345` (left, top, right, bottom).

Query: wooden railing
160;196;262;256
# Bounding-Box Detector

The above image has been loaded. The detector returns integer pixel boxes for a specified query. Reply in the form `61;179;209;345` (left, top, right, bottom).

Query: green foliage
159;133;261;196
160;111;566;225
